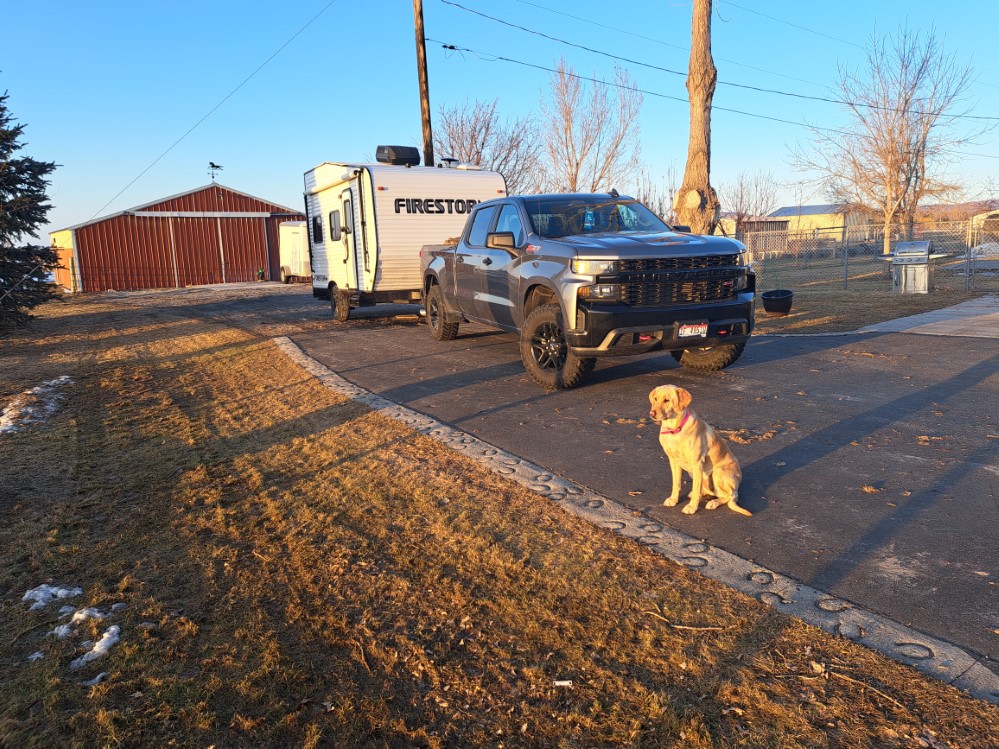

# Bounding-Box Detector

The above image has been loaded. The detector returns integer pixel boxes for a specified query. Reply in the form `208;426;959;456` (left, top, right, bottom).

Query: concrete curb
274;335;999;705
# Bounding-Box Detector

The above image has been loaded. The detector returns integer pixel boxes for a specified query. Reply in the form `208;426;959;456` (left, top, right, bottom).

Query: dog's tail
727;499;752;517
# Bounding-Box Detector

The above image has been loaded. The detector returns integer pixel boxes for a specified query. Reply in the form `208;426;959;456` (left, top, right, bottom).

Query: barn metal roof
54;183;301;232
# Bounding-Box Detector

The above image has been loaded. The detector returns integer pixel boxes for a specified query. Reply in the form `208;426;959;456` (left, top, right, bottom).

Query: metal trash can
887;241;947;294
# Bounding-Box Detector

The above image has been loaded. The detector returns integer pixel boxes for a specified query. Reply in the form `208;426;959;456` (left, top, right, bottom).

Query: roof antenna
208;162;224;182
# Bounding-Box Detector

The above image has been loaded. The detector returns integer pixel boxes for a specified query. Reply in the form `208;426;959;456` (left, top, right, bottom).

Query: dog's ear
675;387;692;411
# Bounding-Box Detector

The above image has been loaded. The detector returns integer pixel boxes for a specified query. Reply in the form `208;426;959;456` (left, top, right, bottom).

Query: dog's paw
705;499;722;510
681;502;699;515
663;496;680;507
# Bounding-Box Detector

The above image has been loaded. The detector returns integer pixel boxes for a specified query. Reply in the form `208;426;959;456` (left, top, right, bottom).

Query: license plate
678;322;709;338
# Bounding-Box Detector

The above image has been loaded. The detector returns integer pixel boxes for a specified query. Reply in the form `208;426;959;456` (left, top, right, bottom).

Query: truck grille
619;254;740;272
614;255;745;306
619;276;739;305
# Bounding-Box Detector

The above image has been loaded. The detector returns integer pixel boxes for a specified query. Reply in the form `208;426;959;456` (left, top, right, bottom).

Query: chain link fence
739;220;999;293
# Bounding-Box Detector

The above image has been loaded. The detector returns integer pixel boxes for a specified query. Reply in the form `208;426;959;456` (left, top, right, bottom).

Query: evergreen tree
1;90;58;327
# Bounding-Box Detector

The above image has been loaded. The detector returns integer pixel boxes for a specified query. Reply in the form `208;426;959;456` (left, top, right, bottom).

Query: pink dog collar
660;410;690;435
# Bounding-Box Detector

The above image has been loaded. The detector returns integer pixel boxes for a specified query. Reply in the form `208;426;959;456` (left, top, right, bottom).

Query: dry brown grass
753;287;980;334
1;289;998;747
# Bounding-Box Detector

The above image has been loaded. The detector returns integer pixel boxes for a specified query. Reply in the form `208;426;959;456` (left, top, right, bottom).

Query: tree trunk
676;0;719;235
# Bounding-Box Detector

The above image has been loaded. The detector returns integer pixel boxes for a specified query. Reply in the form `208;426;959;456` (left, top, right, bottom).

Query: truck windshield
520;197;670;238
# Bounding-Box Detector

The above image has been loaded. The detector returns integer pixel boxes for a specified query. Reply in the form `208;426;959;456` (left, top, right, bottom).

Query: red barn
50;184;304;292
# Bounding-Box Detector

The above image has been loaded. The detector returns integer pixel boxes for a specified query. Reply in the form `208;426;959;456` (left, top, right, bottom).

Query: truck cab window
466;206;498;247
495;204;526;246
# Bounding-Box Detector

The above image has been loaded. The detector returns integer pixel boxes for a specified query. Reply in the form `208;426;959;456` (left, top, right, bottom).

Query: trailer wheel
520;303;595;390
330;285;350;322
426;284;459;340
280;266;291;284
670;343;745;371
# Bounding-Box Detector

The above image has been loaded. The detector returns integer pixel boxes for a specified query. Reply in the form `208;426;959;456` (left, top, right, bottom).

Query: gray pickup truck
420;193;755;390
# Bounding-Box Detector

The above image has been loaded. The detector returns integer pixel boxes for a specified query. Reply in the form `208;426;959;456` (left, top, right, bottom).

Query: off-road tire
520;303;596;390
670;343;745;371
426;284;459;340
330;285;350;322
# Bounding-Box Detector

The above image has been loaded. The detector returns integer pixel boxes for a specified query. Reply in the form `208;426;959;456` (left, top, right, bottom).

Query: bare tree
631;164;680;224
719;170;780;234
675;0;719;235
539;59;642;193
433;99;542;194
794;26;983;254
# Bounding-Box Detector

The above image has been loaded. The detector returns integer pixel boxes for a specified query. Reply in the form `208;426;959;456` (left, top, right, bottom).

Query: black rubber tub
761;289;793;316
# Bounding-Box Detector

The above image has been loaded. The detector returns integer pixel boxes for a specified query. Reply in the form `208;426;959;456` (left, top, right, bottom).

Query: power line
430;39;844;133
716;0;865;49
440;0;999;123
511;0;829;90
89;0;341;221
428;39;999;161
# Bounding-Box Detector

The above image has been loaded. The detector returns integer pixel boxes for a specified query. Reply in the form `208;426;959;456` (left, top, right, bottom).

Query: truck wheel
330;285;350;322
671;343;745;371
520;304;596;390
426;284;459;340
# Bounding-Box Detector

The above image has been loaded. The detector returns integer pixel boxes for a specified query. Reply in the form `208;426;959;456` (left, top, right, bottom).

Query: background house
50;184;304;293
767;204;870;240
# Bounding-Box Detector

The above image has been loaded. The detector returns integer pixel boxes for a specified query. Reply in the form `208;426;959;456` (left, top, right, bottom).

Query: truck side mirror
671;225;691;233
486;231;517;251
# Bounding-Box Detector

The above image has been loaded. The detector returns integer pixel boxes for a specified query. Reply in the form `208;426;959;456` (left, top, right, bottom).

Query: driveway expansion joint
274;335;999;705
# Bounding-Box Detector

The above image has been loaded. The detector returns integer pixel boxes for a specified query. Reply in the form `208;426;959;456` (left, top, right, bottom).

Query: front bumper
567;290;755;356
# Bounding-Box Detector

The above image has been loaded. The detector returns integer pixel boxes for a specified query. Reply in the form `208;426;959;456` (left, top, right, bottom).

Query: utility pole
413;0;435;168
676;0;719;235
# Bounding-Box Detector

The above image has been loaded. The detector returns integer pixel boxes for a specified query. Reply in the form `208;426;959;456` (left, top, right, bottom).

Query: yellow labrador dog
648;384;752;517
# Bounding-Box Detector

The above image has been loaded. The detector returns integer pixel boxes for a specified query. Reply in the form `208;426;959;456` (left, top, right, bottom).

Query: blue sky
5;0;998;241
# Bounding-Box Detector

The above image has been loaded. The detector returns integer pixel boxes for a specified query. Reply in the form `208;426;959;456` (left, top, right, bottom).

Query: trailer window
311;215;324;244
343;200;354;236
329;210;341;241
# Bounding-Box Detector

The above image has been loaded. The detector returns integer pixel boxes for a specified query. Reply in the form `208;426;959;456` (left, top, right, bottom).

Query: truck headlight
578;284;620;300
571;259;618;275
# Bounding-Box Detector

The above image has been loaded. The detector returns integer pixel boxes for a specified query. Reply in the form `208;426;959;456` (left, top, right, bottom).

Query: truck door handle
482;257;493;266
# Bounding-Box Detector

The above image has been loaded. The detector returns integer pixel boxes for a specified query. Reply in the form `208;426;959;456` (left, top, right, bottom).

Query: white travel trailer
277;221;311;283
305;145;507;320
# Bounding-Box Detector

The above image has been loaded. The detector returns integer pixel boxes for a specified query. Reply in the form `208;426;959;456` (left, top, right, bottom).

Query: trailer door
340;189;359;292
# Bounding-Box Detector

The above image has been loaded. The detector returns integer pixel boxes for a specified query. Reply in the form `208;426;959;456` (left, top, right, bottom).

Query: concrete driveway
288;298;999;687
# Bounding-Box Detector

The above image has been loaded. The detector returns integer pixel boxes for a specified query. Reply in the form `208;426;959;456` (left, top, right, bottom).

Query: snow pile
70;626;120;671
23;583;125;678
51;607;106;639
0;375;73;436
22;584;83;611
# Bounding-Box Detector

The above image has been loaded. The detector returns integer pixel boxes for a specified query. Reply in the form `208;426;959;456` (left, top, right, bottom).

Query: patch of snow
50;607;107;639
0;375;73;436
71;607;106;624
70;626;120;671
58;605;77;617
23;584;83;611
27;651;44;662
82;672;107;686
